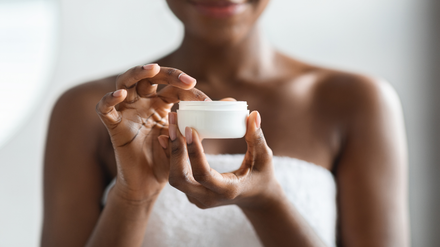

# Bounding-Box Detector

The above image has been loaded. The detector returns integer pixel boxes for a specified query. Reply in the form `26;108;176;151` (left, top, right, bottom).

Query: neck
166;26;277;84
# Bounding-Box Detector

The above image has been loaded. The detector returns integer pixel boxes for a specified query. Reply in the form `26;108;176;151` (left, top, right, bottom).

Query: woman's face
166;0;270;45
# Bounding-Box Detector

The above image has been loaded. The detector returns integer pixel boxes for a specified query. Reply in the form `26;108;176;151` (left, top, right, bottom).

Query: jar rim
178;101;248;111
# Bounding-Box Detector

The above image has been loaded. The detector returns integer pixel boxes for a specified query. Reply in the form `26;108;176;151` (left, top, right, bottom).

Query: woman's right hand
95;64;210;203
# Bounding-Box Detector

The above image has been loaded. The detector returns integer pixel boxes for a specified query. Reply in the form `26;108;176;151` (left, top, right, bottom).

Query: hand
96;64;210;202
160;111;282;209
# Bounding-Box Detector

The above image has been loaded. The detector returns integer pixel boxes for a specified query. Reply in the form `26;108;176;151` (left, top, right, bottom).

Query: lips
189;1;248;18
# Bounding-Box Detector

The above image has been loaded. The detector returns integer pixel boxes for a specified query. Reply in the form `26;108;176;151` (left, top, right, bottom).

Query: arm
335;78;409;247
41;64;209;247
240;188;327;247
41;82;159;247
242;77;409;247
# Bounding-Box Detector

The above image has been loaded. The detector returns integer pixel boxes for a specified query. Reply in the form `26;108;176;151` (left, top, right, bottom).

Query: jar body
177;101;249;139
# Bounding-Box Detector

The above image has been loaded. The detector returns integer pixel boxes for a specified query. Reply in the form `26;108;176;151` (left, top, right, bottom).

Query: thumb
244;111;273;169
96;89;127;128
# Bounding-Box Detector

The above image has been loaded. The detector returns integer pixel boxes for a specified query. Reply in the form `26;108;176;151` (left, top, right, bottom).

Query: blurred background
0;0;439;246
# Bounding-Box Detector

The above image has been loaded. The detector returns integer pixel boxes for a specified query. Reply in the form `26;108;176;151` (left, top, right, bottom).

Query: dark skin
41;0;409;246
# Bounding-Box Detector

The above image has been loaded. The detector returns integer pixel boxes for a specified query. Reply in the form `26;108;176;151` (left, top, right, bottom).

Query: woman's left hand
158;111;283;210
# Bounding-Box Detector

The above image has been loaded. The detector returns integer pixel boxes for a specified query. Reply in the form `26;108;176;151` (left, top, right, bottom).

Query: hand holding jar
158;110;282;211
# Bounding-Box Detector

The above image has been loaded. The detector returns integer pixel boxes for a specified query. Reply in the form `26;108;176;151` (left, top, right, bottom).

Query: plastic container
177;101;249;139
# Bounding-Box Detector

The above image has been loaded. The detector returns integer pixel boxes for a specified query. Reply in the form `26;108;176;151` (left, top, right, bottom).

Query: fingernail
113;89;124;97
143;63;158;70
204;97;212;101
178;73;196;85
169;112;176;125
185;127;193;144
158;136;168;149
169;124;177;141
255;112;261;129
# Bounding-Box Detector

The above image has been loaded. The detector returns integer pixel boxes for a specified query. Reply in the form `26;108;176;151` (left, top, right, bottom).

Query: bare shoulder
305;66;402;121
277;53;401;115
46;75;118;164
53;75;117;119
302;70;409;247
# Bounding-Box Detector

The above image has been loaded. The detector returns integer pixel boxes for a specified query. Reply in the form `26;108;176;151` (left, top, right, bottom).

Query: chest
194;82;340;170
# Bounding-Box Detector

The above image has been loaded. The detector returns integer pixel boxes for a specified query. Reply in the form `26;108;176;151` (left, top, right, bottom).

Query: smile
189;1;248;18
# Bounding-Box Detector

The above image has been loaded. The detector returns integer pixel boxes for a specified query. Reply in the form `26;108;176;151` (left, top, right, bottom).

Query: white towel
103;154;337;247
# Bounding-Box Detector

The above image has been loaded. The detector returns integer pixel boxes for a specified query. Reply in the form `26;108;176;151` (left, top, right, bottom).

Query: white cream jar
177;101;249;139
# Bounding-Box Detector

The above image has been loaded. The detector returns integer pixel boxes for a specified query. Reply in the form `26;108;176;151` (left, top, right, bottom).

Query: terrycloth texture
102;154;337;247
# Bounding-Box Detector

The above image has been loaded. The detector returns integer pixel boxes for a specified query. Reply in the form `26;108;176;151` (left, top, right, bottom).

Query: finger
219;97;237;101
243;111;273;171
143;67;197;89
186;194;219;209
185;127;211;181
186;127;238;195
186;194;208;209
116;64;161;103
158;135;169;150
137;82;158;98
157;135;170;163
157;86;211;106
116;64;161;90
147;124;171;183
119;65;197;93
186;193;232;209
95;89;127;126
167;113;207;196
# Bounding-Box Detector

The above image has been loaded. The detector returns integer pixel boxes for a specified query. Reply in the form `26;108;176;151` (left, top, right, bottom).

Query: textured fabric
102;154;337;247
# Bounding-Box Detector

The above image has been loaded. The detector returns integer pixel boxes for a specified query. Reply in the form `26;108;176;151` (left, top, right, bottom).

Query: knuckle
131;66;143;81
248;131;267;150
169;170;192;188
186;196;202;208
100;92;111;101
223;188;239;201
171;144;184;157
195;202;208;210
168;174;183;188
264;146;273;158
200;198;217;208
192;170;211;183
168;177;180;188
158;95;173;104
187;146;203;159
104;91;114;101
192;89;207;100
143;79;159;90
166;68;180;76
243;158;254;170
95;102;102;115
163;68;183;85
124;95;139;104
95;93;112;115
186;195;195;202
255;131;265;145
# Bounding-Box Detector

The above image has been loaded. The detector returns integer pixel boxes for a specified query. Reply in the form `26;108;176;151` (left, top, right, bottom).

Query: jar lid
178;101;248;111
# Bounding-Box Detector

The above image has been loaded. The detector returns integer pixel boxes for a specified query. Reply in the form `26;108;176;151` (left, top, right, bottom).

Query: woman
41;0;409;246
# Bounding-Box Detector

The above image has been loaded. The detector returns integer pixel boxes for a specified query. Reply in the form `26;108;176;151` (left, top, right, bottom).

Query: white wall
0;0;437;246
